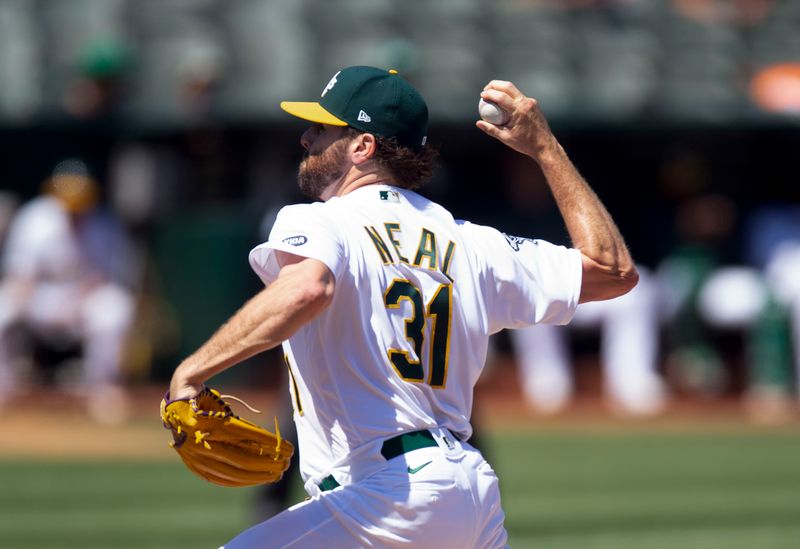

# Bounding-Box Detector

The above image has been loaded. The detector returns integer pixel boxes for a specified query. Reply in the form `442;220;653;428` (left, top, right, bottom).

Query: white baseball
478;98;509;125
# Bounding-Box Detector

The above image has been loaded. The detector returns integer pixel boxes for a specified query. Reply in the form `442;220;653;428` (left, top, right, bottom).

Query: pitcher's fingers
480;89;516;111
476;119;507;138
483;80;524;99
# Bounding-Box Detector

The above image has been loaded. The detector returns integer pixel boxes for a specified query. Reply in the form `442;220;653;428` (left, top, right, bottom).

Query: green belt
318;430;441;492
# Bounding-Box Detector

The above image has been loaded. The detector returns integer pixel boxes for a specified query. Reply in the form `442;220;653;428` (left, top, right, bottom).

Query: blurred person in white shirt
0;159;137;423
512;265;665;417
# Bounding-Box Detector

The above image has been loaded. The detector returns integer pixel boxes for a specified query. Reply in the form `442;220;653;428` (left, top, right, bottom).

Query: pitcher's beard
297;139;350;200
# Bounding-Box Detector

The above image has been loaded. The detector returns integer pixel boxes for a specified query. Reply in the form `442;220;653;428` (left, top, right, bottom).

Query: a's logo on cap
357;110;372;123
421;136;427;146
321;71;341;98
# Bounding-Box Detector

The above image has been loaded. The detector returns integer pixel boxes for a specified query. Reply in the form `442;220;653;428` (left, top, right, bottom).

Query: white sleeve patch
249;204;344;285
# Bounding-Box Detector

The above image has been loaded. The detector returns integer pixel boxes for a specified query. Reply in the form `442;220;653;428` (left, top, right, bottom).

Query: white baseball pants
222;438;508;549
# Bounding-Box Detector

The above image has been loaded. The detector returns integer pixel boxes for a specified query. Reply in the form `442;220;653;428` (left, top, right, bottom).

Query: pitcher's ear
351;132;377;165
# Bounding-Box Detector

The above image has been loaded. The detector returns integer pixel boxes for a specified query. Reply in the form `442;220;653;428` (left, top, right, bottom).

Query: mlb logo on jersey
379;190;400;203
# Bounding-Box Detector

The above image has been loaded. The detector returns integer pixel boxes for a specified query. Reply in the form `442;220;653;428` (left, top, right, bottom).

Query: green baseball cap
281;66;429;149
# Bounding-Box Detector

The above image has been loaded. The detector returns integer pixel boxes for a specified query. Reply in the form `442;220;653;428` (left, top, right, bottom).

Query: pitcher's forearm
169;259;334;398
169;296;289;395
536;143;635;276
172;288;290;389
477;80;637;300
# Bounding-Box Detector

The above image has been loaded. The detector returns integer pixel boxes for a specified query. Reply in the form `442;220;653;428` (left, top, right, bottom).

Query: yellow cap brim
280;102;348;126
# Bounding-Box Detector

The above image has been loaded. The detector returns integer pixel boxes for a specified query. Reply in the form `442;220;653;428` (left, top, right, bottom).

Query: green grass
493;428;800;548
0;461;259;548
1;428;799;548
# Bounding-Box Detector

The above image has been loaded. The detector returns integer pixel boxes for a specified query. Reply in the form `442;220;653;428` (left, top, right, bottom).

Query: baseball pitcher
166;66;638;548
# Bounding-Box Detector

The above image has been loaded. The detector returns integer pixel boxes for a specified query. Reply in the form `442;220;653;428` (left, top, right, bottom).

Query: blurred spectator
0;159;138;423
742;205;800;411
513;266;666;416
671;0;775;26
658;194;796;420
62;38;131;120
657;194;741;396
174;39;226;122
0;191;20;246
750;63;800;115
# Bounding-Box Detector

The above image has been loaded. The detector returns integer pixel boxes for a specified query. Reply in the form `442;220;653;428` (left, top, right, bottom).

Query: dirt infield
3;413;170;459
2;387;172;459
2;373;797;460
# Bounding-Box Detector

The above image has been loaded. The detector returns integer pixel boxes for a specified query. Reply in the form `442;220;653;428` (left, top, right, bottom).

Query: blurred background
0;0;799;548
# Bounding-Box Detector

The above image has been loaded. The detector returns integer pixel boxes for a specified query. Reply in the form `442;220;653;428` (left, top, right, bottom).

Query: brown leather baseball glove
160;386;294;487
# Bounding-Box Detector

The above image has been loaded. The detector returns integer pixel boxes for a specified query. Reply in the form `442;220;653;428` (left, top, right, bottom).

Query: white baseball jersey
2;196;86;283
249;184;581;487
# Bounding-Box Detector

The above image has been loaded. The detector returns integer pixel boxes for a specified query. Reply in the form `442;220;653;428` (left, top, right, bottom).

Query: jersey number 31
384;280;452;388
